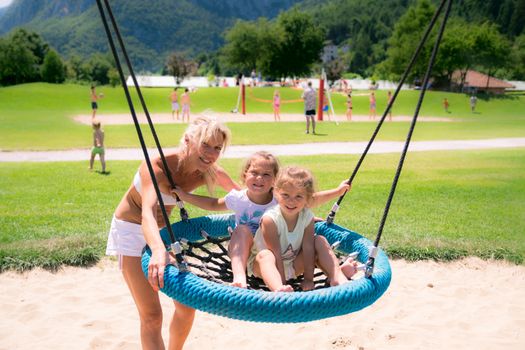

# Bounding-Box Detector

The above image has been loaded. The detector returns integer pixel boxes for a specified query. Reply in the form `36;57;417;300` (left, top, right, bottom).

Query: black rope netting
182;231;350;291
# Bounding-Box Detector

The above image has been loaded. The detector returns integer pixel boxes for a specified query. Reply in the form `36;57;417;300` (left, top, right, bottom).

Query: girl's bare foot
329;272;349;287
275;284;294;292
341;257;359;279
230;276;248;288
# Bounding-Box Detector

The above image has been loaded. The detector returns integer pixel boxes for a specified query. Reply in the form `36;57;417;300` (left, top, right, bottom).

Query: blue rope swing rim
141;214;391;323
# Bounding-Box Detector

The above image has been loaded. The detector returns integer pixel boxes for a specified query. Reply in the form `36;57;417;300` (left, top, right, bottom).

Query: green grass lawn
1;149;524;271
1;83;524;150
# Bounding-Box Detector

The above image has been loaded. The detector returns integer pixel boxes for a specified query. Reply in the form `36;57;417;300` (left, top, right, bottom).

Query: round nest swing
141;214;391;323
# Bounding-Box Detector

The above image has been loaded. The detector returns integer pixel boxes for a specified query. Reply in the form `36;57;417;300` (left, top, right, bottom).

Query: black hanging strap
100;0;188;222
326;0;450;224
95;0;186;268
364;0;453;277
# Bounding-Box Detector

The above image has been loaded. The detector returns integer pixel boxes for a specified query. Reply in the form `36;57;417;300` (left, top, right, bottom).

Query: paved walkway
1;138;524;162
74;112;454;125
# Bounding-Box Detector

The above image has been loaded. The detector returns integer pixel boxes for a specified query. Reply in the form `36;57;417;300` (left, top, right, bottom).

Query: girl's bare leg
121;256;165;350
168;301;195;350
228;225;253;288
253;250;293;292
313;236;348;286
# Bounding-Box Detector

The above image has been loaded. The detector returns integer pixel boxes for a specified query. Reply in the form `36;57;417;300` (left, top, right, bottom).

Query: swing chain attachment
170;241;188;272
326;202;340;225
364;246;378;278
175;200;189;223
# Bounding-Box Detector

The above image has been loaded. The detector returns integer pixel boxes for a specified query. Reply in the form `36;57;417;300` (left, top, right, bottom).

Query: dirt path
2;138;524;162
74;112;454;125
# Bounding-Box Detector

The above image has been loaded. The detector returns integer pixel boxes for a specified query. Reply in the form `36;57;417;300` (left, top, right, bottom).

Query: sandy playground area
0;257;523;349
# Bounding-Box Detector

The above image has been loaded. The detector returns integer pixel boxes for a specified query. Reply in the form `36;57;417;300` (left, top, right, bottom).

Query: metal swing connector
325;202;340;224
364;246;378;278
170;241;188;272
176;201;189;222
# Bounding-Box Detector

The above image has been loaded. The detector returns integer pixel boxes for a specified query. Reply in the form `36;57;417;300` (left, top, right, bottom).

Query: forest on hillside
0;0;524;86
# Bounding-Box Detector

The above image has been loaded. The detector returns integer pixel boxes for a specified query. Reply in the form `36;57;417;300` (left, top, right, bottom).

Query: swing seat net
141;214;391;323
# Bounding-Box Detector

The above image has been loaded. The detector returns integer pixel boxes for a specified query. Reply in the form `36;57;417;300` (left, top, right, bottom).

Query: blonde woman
106;117;239;349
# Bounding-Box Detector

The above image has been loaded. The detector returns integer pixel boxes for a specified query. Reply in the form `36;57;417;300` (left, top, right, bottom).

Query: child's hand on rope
337;180;351;195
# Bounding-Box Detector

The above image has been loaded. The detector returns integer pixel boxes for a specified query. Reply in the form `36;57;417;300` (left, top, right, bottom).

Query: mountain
0;0;302;71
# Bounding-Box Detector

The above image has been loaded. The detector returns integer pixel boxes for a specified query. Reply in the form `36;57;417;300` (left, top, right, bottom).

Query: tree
433;19;475;89
509;34;525;80
41;49;66;83
0;37;38;85
264;8;325;79
471;22;511;88
221;19;266;74
378;0;436;82
164;52;197;85
10;28;49;66
325;57;347;83
85;53;114;85
66;54;90;82
0;28;49;85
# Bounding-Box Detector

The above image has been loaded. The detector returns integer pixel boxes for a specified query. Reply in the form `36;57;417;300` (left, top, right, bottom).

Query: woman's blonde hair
239;151;280;185
274;166;316;204
180;116;231;194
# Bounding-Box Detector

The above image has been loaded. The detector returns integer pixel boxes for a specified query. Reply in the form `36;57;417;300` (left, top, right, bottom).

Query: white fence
126;75;411;90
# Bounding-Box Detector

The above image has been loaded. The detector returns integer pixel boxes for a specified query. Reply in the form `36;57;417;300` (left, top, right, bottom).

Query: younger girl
173;152;351;288
273;90;281;121
249;166;357;292
89;119;106;173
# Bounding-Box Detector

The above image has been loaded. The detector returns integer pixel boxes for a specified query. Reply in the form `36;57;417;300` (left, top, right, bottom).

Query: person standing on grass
89;119;106;174
470;95;477;113
273;90;281;121
181;88;191;123
301;81;316;134
443;98;450;113
106;117;239;350
369;91;376;120
387;91;393;121
169;88;180;120
90;85;104;120
322;91;332;121
346;93;352;121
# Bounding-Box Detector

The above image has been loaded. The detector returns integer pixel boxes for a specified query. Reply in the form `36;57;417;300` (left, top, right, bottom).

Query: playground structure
231;69;336;122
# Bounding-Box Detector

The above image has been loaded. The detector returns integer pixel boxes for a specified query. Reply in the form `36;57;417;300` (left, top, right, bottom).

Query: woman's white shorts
106;216;146;258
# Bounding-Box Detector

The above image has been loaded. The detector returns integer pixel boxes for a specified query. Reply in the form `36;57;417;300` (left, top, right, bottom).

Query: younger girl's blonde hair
274;166;316;205
239;151;280;185
180;116;232;194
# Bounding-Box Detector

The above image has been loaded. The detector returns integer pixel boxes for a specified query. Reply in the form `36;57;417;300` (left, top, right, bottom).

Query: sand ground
1;257;524;350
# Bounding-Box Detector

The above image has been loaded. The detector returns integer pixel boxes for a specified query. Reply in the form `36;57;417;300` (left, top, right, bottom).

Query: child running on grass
172;151;351;288
89;119;106;173
248;166;358;292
